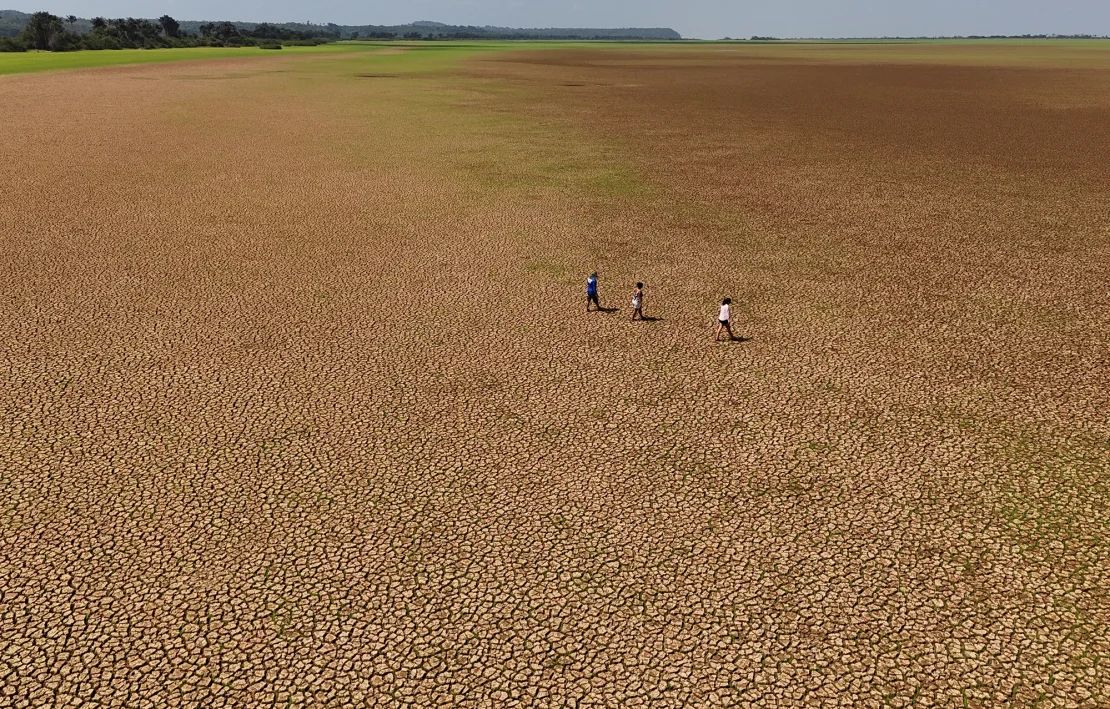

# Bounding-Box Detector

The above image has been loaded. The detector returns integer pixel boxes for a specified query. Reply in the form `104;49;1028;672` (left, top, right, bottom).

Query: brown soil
1;45;1107;706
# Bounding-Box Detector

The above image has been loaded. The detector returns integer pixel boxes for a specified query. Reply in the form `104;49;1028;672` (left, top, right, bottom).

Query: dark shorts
587;293;599;303
719;319;729;326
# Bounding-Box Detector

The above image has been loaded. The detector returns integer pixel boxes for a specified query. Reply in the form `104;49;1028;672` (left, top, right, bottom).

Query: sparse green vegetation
0;42;367;75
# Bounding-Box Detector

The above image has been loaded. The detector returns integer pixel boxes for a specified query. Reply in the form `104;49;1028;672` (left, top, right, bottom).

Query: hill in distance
0;10;682;40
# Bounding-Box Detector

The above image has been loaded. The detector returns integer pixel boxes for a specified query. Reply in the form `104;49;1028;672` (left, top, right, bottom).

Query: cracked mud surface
2;44;1108;705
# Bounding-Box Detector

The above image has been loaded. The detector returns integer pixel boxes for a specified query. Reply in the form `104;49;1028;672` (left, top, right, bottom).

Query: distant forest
0;10;681;51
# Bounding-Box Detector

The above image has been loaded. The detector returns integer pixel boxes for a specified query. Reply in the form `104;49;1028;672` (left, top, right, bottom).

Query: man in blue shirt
586;272;600;312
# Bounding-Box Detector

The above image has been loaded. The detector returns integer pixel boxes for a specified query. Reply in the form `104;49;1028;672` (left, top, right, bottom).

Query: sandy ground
1;44;1107;706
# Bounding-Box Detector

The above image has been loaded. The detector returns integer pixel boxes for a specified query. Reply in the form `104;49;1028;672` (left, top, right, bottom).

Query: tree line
0;12;337;52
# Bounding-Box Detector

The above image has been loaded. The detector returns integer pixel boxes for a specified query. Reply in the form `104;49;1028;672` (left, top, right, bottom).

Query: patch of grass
582;165;650;197
456;123;651;203
0;43;377;76
524;259;571;279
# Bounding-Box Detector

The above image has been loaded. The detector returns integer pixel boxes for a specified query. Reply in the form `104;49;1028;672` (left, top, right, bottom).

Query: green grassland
0;40;585;76
0;42;376;75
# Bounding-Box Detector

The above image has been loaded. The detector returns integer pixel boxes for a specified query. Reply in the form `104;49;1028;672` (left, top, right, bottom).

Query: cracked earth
1;43;1108;706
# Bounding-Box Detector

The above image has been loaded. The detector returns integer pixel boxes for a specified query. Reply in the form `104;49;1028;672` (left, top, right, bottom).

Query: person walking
715;297;736;341
586;272;600;312
630;282;644;321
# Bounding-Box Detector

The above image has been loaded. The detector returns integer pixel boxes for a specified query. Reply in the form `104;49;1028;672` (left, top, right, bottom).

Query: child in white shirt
715;297;736;341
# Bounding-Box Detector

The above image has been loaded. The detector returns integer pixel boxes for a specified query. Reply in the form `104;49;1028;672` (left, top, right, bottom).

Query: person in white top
630;282;644;321
715;297;736;341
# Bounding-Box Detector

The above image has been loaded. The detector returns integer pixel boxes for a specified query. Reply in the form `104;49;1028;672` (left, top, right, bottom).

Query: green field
0;42;377;75
0;40;610;76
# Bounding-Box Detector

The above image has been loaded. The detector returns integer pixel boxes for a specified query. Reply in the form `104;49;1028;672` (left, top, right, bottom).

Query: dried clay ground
1;41;1108;706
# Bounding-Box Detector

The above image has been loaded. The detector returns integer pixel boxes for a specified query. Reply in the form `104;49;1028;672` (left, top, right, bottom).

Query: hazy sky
15;1;1110;39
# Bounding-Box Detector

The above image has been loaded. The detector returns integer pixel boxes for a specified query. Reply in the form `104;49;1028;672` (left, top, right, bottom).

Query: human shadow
720;335;752;344
634;316;663;322
594;306;620;314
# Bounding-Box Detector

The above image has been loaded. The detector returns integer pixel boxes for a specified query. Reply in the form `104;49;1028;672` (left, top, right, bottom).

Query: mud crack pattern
2;44;1108;706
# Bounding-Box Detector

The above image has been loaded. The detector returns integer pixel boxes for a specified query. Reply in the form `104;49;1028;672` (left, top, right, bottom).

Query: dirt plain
1;42;1108;706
